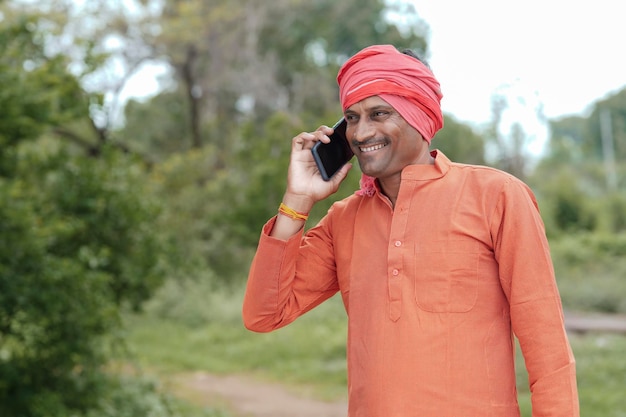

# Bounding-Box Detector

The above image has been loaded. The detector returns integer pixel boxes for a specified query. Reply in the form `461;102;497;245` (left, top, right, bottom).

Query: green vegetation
551;233;626;314
0;142;171;415
125;281;348;400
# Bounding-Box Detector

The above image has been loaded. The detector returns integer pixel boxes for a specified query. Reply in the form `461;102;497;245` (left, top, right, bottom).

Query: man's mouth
359;143;388;153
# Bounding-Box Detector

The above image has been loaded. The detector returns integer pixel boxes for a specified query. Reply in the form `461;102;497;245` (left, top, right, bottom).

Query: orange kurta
243;151;578;417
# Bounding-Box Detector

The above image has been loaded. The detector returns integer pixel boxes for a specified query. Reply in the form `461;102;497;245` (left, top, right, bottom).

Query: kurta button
394;241;402;247
392;269;399;276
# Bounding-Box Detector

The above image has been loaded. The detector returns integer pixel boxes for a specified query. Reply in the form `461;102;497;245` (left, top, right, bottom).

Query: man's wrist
281;193;315;215
278;203;309;221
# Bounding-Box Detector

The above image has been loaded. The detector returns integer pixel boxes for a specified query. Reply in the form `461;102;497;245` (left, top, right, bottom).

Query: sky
409;0;626;126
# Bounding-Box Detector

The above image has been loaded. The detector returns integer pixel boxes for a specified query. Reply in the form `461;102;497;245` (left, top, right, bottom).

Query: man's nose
350;120;376;143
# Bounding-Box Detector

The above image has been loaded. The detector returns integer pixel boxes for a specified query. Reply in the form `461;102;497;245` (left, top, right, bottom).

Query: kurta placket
386;181;416;322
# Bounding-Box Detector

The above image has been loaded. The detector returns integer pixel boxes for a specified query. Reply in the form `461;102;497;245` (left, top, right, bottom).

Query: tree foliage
530;87;626;236
434;115;486;165
0;143;170;415
0;12;88;174
0;4;172;415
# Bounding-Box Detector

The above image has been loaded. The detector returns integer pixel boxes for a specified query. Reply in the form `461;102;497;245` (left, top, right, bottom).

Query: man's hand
285;124;352;209
270;124;352;240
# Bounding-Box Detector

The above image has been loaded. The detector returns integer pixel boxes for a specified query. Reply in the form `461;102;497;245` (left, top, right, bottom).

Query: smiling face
344;96;432;182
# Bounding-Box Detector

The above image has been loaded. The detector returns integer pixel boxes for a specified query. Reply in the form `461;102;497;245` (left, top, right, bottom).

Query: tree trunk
180;44;202;148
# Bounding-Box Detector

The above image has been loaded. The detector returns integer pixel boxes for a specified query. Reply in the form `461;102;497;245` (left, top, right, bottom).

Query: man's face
344;96;430;181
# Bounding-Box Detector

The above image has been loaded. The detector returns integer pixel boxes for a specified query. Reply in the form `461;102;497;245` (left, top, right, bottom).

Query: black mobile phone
311;118;353;181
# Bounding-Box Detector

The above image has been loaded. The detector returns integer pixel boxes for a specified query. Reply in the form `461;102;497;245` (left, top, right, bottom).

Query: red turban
337;45;444;143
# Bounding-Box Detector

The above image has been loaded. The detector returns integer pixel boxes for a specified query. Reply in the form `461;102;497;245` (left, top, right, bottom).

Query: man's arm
242;214;340;332
242;123;351;330
493;179;579;417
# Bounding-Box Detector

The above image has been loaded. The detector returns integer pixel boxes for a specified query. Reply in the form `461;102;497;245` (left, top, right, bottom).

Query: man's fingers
292;127;332;150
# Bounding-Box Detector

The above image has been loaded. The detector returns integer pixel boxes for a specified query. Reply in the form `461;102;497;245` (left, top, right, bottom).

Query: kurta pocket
414;240;479;313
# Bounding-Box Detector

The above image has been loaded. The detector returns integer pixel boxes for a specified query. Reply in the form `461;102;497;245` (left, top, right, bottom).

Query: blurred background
1;0;624;416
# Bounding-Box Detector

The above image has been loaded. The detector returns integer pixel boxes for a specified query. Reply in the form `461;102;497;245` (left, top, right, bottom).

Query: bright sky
411;0;626;126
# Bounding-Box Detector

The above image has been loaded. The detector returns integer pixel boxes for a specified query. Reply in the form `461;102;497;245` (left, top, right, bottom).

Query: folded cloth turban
337;44;444;143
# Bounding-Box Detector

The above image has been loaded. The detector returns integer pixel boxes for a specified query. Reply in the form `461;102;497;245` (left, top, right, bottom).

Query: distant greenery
125;279;348;400
551;232;626;314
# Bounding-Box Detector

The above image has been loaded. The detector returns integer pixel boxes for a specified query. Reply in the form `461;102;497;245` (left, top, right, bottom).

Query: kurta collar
400;149;450;181
356;150;451;197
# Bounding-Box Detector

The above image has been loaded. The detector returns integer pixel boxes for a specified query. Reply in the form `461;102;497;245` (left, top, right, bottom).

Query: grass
568;333;626;415
120;277;626;417
123;285;348;401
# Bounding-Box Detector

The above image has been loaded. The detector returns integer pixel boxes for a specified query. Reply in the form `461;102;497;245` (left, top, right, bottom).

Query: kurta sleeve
242;215;340;333
491;178;579;417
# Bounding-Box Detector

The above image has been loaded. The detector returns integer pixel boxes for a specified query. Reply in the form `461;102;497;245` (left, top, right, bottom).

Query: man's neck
378;153;436;208
378;176;401;208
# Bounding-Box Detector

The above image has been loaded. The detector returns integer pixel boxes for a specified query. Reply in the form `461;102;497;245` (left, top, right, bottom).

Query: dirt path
169;372;347;417
564;312;626;334
163;312;624;417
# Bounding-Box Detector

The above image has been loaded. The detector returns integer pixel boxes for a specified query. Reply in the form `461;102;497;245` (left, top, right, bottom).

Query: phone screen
311;118;353;181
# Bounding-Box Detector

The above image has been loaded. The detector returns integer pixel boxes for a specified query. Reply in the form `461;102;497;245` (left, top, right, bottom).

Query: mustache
351;137;389;147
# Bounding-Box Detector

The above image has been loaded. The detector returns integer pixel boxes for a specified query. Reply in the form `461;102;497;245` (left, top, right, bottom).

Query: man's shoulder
447;161;536;204
435;150;522;186
449;161;523;186
329;192;364;213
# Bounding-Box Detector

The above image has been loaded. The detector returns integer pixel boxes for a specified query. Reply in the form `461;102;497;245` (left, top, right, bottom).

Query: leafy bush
598;191;626;233
0;144;170;416
550;232;626;313
141;272;244;328
537;171;597;235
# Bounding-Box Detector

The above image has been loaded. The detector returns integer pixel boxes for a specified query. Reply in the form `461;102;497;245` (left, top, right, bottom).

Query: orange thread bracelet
278;202;309;221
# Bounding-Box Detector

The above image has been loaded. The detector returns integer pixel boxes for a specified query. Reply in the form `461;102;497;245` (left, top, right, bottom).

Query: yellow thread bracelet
278;202;309;221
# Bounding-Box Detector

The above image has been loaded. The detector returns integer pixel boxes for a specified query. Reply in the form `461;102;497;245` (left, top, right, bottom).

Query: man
242;45;579;416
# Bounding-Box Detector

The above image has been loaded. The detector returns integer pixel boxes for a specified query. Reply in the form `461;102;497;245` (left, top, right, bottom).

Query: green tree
578;88;626;162
0;11;88;174
434;114;486;164
532;87;626;234
543;88;626;192
0;144;170;416
122;91;192;162
0;5;173;415
2;0;159;160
